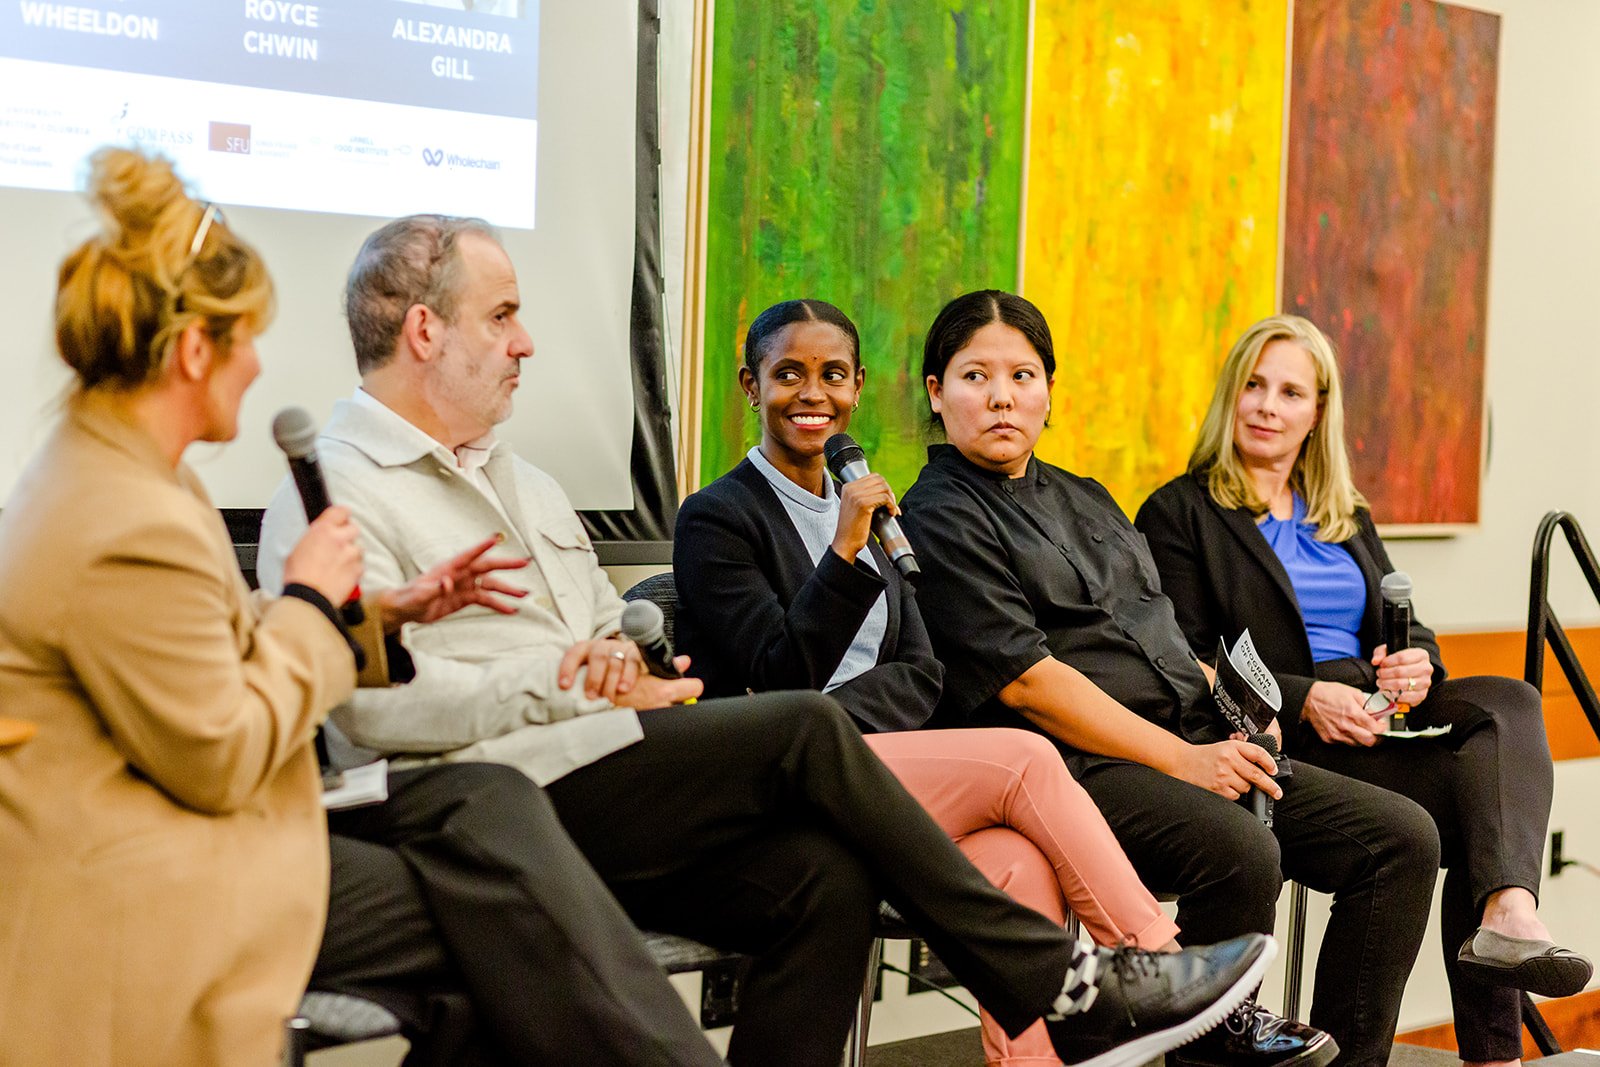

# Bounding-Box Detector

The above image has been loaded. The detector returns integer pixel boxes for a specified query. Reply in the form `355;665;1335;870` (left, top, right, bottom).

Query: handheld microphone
1380;571;1413;730
822;433;920;581
1244;732;1292;827
621;600;682;679
271;407;363;625
1380;571;1413;654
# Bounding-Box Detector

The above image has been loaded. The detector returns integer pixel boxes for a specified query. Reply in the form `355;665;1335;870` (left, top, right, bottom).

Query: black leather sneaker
1044;933;1276;1067
1169;1001;1338;1067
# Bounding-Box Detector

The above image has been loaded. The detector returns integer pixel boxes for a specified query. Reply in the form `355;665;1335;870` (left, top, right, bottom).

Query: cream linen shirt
257;390;642;786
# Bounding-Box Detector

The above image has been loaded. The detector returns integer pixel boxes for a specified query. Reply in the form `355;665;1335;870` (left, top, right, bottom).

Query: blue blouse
1258;495;1366;662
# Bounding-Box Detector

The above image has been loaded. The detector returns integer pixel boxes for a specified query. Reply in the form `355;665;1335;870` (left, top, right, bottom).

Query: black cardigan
672;458;942;733
1133;470;1445;720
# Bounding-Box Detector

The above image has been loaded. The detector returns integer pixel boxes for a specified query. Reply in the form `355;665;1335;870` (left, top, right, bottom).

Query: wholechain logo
422;147;443;166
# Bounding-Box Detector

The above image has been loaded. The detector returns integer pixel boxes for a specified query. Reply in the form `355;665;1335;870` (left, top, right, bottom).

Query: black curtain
579;0;677;552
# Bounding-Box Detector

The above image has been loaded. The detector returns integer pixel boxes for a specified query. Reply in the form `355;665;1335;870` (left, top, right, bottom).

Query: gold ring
1407;677;1416;691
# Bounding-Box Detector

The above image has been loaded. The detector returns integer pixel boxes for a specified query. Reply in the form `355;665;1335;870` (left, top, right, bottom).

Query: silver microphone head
1380;571;1413;604
271;406;319;460
621;599;666;647
823;432;867;479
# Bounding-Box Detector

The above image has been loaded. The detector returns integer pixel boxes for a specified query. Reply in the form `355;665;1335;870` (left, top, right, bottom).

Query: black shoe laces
1106;936;1165;985
1101;941;1163;1027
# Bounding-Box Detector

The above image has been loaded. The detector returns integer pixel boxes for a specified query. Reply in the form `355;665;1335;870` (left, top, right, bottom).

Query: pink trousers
864;728;1178;1067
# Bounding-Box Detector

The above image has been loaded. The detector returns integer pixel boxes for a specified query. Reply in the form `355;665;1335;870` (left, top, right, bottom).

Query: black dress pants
544;691;1079;1067
1292;675;1552;1062
1075;754;1441;1067
319;833;499;1066
316;763;724;1067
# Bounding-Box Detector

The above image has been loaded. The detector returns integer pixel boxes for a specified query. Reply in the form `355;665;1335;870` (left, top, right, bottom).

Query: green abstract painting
700;0;1030;493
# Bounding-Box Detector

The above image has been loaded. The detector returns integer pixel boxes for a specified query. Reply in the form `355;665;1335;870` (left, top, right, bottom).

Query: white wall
1385;0;1600;635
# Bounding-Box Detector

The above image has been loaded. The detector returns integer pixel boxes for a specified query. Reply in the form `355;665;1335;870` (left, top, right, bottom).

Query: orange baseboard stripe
1436;627;1600;762
1396;986;1600;1058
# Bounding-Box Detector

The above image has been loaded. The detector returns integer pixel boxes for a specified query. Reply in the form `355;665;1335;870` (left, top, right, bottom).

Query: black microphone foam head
822;432;866;477
1380;571;1413;603
620;600;667;648
1248;732;1279;757
271;406;319;459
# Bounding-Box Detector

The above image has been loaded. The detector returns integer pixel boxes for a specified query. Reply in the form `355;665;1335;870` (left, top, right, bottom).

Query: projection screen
0;0;640;510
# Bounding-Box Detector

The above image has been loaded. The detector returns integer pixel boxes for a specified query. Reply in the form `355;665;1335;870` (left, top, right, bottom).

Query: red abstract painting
1283;0;1500;525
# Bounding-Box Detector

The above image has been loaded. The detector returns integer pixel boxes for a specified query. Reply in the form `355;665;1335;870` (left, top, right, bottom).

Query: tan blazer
0;393;361;1066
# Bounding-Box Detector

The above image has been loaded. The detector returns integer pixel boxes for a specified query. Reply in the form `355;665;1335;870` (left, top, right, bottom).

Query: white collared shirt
348;389;517;532
257;389;643;786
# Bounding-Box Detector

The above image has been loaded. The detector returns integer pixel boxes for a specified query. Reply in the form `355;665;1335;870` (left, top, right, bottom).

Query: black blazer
1133;470;1445;720
672;458;942;733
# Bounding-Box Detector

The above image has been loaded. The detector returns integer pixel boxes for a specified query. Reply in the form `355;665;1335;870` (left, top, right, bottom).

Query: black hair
742;299;861;377
920;290;1055;427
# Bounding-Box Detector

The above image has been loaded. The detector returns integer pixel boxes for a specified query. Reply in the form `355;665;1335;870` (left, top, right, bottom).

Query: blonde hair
54;147;274;390
1188;314;1366;542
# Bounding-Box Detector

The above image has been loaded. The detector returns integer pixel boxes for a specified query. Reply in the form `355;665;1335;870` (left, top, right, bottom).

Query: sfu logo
422;148;444;167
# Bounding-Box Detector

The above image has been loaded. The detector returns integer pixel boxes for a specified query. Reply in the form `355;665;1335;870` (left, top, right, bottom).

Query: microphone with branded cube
1212;631;1293;826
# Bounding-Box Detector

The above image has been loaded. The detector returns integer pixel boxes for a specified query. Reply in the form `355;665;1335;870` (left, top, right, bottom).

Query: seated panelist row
0;143;1578;1067
675;298;1198;1067
683;292;1423;1067
244;214;1272;1067
1;153;1271;1067
677;288;1589;1067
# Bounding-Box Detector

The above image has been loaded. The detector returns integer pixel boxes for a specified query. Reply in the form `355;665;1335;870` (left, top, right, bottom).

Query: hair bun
86;147;191;253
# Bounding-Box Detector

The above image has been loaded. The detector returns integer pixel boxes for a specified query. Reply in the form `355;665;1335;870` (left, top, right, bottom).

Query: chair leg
1282;882;1309;1020
282;1015;310;1067
1522;991;1563;1056
844;938;885;1067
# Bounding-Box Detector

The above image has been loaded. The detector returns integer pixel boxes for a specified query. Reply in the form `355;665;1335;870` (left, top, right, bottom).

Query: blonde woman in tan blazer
0;149;511;1067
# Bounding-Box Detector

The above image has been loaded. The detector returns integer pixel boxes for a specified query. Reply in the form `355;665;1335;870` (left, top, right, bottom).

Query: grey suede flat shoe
1457;928;1593;998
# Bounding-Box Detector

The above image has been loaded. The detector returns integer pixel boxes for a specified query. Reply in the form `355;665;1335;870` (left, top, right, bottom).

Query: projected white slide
0;2;641;510
0;1;540;227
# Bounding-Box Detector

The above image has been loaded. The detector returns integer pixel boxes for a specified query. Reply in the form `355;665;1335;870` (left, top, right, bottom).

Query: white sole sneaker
1065;937;1279;1067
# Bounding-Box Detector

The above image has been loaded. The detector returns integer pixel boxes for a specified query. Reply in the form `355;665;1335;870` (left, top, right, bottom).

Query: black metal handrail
1519;510;1600;1058
1525;511;1600;740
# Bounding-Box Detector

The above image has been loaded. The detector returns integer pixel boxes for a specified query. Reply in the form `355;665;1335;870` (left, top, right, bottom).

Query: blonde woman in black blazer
1136;314;1589;1067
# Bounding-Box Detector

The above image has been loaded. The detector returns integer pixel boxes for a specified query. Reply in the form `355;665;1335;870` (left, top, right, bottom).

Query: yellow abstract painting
1024;0;1287;514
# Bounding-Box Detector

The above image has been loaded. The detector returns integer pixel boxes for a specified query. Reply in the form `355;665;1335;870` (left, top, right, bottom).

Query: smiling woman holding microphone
0;148;509;1066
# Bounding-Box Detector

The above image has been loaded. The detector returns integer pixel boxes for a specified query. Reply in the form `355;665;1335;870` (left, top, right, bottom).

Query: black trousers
1074;753;1441;1067
315;763;724;1067
544;691;1079;1067
1292;675;1552;1062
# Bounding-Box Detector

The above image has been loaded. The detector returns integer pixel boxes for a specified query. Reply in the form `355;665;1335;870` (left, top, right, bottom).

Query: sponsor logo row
164;120;503;172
